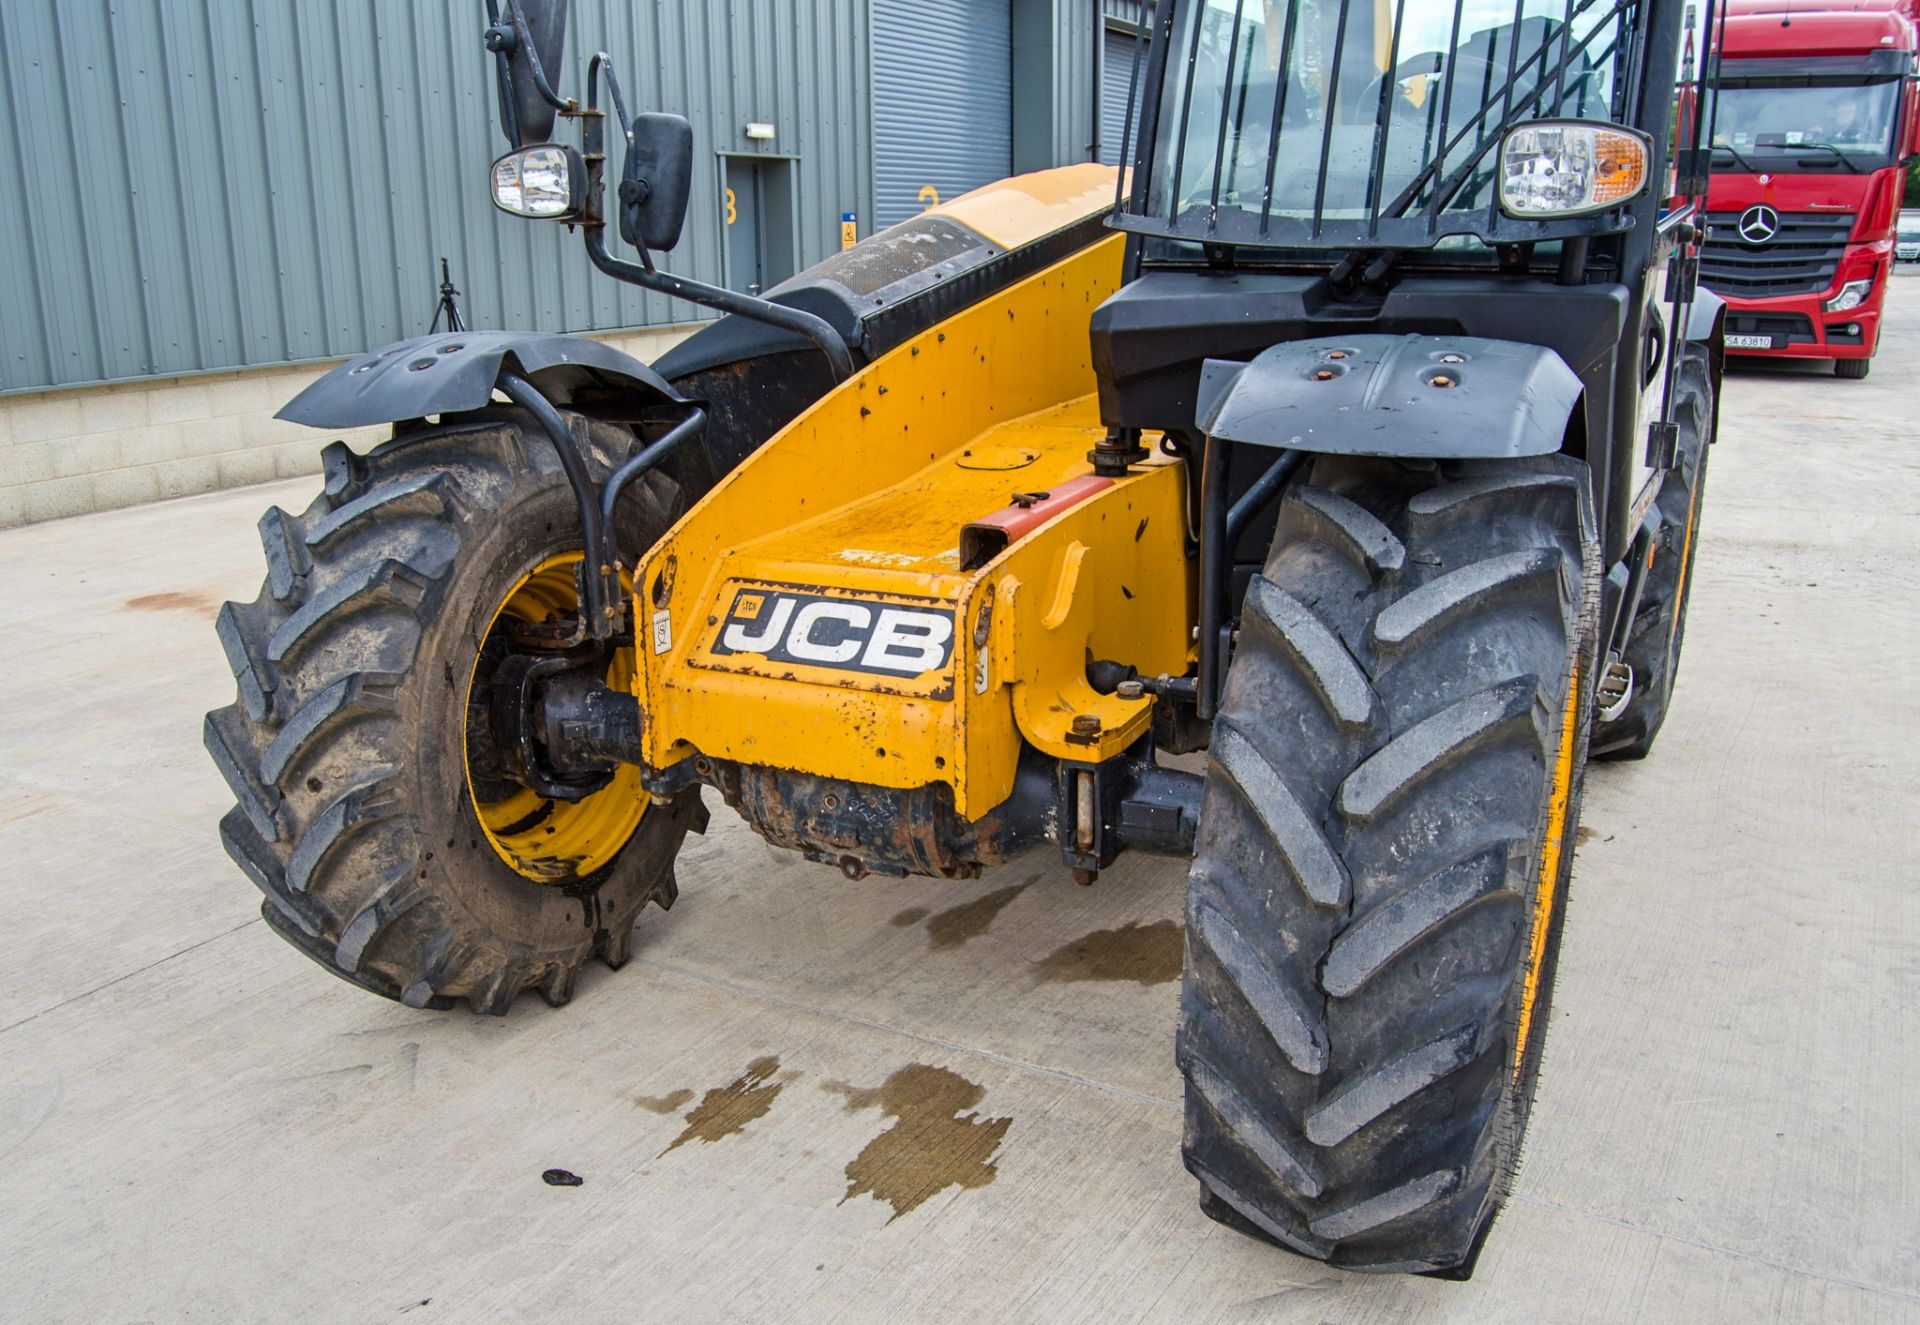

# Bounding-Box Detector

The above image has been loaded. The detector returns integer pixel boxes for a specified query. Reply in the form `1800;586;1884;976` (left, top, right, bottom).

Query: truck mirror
484;0;571;148
619;113;695;253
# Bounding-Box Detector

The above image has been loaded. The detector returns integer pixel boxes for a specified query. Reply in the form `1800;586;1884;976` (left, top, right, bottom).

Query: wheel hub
463;553;648;884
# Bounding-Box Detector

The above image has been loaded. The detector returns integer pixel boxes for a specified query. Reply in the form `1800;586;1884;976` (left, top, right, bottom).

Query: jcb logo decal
713;589;954;676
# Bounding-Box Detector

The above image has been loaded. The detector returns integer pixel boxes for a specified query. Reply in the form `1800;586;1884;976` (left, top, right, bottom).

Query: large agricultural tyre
1178;454;1600;1276
1591;346;1714;761
205;408;702;1014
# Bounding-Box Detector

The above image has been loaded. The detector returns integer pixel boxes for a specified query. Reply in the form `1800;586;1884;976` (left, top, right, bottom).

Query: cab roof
1720;6;1915;56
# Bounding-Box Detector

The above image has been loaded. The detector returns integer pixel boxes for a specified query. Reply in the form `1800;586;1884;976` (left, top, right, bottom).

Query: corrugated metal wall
872;0;1014;227
0;0;874;395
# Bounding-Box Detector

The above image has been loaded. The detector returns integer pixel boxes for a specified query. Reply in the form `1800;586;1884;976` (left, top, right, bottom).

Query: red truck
1705;0;1920;378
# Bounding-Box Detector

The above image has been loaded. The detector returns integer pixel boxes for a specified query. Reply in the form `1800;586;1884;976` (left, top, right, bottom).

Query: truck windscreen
1136;0;1637;246
1711;79;1902;171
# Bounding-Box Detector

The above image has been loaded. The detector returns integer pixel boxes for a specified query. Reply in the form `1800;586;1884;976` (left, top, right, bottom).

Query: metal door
1098;24;1142;166
872;0;1014;228
724;158;769;295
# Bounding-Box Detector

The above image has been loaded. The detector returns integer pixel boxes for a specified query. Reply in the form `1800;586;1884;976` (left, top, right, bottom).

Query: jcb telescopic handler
207;0;1723;1275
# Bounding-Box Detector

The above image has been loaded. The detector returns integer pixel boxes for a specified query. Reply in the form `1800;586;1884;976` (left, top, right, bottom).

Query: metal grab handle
496;370;618;639
600;406;708;563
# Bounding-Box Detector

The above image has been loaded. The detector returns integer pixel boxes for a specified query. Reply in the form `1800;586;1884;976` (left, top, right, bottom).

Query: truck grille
1700;211;1853;298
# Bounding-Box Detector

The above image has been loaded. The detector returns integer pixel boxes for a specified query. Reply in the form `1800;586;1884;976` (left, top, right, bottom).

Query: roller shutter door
1099;25;1144;166
872;0;1013;228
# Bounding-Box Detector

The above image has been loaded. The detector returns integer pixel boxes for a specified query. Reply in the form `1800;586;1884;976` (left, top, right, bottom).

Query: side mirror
620;113;695;252
485;0;571;148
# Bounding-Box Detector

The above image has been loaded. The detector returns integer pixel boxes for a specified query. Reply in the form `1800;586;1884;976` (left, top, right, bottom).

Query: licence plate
1726;334;1775;350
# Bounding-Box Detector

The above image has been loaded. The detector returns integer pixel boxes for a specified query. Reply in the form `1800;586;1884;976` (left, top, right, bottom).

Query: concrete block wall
0;325;698;531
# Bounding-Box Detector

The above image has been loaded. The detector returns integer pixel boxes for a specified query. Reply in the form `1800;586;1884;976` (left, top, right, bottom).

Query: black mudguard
1686;288;1726;347
1683;288;1727;440
277;330;685;430
1195;334;1583;460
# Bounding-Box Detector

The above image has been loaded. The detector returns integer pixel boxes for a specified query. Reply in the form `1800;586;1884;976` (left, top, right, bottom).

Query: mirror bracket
486;0;574;146
503;3;574;113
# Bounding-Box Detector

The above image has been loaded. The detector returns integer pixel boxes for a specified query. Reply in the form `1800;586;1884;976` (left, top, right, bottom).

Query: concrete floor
3;274;1917;1325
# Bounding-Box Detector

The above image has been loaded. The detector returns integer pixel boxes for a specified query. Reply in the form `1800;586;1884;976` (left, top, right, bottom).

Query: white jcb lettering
786;601;871;664
720;597;794;653
862;607;954;674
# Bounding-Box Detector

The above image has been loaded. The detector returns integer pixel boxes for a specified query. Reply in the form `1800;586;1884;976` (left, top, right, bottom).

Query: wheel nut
1430;374;1455;388
1314;369;1336;381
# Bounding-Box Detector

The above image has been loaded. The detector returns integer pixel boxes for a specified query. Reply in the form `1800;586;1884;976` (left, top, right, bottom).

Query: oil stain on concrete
1035;919;1184;986
889;906;930;928
634;1088;695;1115
924;883;1028;951
122;590;220;616
827;1064;1011;1221
661;1056;787;1153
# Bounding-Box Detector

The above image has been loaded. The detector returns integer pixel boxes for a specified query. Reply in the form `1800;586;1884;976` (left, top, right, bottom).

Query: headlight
1824;279;1872;313
491;145;585;220
1498;121;1651;219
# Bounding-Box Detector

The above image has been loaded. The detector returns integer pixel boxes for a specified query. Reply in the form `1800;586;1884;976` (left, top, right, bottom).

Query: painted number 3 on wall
724;187;738;226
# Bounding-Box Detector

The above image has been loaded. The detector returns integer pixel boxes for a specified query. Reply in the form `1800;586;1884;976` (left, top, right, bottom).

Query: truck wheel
205;408;700;1014
1835;358;1870;380
1179;455;1599;1275
1591;347;1713;760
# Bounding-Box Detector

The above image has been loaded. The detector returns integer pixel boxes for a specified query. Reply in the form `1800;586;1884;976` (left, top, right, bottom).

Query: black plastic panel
1196;335;1584;459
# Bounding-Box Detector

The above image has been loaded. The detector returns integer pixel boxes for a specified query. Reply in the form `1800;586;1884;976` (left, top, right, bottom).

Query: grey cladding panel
0;0;874;395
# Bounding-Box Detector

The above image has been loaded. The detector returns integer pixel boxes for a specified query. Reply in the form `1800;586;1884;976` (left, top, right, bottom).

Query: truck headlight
1498;121;1651;219
491;145;585;220
1823;279;1872;313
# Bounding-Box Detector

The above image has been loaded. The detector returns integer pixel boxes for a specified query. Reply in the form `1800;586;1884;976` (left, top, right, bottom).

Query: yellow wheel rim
464;553;647;883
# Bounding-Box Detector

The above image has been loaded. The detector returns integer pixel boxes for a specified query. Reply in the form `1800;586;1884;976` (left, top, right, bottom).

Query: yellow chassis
631;171;1194;835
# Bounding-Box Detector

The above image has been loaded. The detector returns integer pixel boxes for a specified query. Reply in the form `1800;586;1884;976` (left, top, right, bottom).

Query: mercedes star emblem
1738;204;1780;244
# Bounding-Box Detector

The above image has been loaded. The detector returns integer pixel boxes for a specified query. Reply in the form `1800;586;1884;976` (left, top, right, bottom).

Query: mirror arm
574;49;853;382
505;4;576;113
587;52;632;137
483;0;523;146
582;228;855;382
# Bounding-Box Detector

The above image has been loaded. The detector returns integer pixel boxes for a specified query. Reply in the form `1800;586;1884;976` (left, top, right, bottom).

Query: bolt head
1115;679;1146;701
1071;714;1102;736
